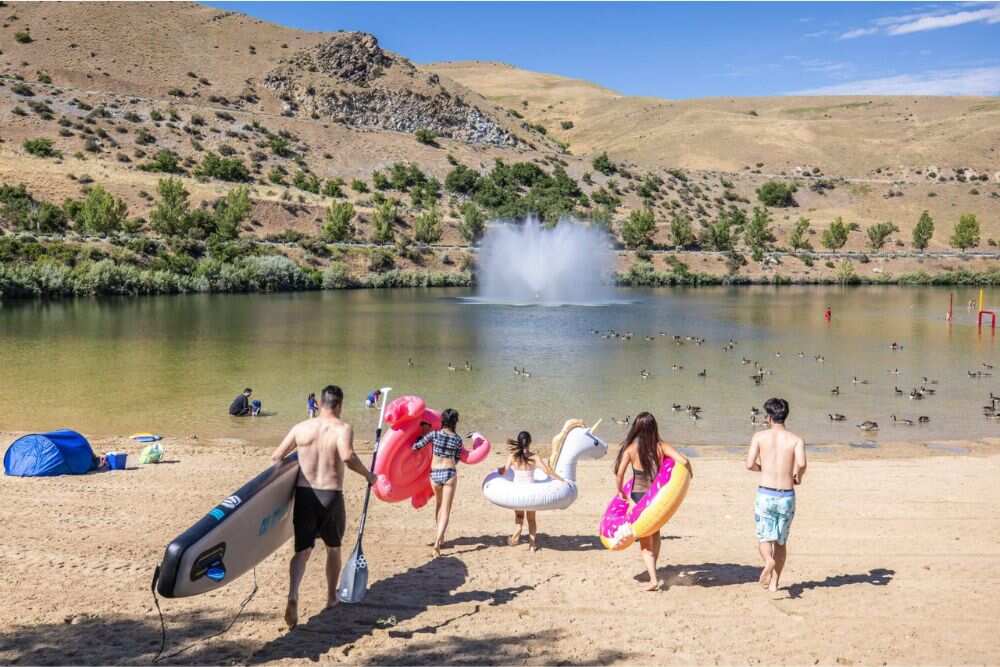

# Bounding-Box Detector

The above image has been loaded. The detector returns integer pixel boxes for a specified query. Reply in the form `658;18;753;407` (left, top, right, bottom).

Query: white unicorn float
481;419;607;511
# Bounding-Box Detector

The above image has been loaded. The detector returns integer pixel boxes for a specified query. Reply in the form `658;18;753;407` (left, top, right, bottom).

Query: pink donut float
599;456;691;550
372;395;491;509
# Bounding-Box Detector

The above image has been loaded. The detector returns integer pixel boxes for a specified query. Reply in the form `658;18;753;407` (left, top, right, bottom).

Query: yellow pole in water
979;288;985;313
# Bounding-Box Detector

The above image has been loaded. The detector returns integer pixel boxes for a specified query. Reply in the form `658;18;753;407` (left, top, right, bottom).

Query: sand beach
2;433;998;665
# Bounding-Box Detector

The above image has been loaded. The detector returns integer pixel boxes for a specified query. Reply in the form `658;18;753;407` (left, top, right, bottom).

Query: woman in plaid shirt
412;408;463;557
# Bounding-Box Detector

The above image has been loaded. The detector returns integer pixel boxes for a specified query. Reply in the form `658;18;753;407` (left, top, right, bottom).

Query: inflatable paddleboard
155;454;299;598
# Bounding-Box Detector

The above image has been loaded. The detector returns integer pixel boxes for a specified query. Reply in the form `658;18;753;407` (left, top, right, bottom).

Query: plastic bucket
107;452;127;470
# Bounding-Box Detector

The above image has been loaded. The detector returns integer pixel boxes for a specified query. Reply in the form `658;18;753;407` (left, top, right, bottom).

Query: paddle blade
336;540;368;604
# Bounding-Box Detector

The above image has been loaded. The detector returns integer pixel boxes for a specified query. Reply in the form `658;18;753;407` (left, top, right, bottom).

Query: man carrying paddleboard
270;385;376;629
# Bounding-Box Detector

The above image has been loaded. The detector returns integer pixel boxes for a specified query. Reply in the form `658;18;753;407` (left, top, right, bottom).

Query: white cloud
839;3;1000;38
790;66;1000;95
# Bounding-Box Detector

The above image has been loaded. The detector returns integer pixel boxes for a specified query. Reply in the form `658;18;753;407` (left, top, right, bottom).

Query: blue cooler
107;452;127;470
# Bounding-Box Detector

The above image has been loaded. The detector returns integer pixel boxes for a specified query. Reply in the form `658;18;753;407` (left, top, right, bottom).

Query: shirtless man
270;384;376;629
745;397;806;593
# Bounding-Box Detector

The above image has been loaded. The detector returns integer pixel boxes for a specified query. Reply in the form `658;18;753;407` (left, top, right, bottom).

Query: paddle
337;386;392;604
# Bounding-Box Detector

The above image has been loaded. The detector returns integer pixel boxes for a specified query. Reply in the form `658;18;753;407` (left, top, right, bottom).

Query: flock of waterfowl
589;329;998;436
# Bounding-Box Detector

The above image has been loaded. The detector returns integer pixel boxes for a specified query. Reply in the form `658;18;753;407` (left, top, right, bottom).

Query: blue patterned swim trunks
754;487;795;545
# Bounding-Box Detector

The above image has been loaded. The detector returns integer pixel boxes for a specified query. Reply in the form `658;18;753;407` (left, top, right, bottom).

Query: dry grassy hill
0;3;998;296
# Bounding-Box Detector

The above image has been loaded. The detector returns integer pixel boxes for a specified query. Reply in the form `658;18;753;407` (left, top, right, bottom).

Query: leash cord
151;567;258;664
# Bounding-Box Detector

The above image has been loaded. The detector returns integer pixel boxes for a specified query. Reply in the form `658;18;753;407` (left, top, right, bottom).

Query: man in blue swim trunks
746;397;806;593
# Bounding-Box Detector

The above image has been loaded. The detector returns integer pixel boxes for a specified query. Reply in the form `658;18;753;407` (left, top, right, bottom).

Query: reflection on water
1;286;997;448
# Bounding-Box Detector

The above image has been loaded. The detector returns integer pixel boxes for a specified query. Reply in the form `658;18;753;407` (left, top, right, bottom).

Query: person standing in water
614;412;692;591
745;397;806;593
495;431;567;551
411;408;464;558
271;385;376;629
307;392;318;418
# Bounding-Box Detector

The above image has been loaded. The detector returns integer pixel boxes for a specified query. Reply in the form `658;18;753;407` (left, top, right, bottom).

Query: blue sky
207;2;1000;98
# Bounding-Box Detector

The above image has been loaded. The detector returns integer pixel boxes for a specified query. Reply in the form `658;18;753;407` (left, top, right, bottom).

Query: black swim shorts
293;486;346;552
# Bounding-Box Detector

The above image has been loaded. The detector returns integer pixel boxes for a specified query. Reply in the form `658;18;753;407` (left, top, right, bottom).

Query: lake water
1;286;998;449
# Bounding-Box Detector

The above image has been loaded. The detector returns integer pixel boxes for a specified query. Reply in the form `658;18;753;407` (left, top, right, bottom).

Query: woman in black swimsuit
614;412;692;591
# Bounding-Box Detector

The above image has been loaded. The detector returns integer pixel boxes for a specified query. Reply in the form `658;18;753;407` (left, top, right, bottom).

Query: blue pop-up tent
4;430;96;477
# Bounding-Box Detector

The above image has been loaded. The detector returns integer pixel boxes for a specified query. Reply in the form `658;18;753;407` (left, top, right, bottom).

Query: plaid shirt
412;430;463;462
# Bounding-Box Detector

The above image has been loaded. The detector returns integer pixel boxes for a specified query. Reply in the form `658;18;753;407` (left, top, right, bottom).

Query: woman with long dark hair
614;411;693;590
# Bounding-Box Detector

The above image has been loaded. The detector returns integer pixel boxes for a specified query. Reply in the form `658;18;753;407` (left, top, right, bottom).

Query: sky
206;2;1000;98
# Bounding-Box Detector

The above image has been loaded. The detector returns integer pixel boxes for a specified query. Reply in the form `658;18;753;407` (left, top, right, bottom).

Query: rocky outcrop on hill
264;32;517;147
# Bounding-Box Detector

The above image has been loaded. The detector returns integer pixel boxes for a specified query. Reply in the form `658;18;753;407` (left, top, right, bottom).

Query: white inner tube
482;424;607;511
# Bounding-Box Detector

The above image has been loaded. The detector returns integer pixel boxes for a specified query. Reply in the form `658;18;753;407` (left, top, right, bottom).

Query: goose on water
857;421;879;431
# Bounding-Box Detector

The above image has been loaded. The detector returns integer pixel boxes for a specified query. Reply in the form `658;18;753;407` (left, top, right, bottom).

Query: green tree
196;152;250;182
372;200;397;244
139;149;183;174
700;212;738;252
292;170;320;194
821;217;852;250
459;202;486;243
756;181;798;207
77;186;128;235
788;217;812;251
149;178;191;237
744;207;776;261
621;208;656;248
669;213;697;249
866;222;899;250
413;206;443;244
214;186;251;240
322;201;355;242
836;259;857;285
912;210;934;250
950;213;980;250
445;164;480;195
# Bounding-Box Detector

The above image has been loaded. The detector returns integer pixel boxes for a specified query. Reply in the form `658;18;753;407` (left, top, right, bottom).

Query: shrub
445;164;480;195
350;178;368;193
756;181;798;207
269;135;293;158
836;259;857;285
292;170;320;194
0;183;68;233
267;166;287;186
788;217;812;251
621;208;656;249
592;152;616;176
322;178;345;198
368;248;395;272
372;200;397;244
913;210;934;250
14;31;31;44
322;202;355;242
560;120;574;130
459;202;486;243
669;213;697;249
76;186;128;235
322;261;353;288
135;128;156;145
413;206;442;244
866;222;899;250
150;109;164;122
951;213;980;250
12;82;33;96
196;152;250;182
139;149;183;174
23;138;61;159
415;128;438;146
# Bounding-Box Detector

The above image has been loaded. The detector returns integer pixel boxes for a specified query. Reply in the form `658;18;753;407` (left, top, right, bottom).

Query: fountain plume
475;217;615;305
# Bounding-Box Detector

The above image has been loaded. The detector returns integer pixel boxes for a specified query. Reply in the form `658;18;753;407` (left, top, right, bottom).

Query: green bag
139;443;164;464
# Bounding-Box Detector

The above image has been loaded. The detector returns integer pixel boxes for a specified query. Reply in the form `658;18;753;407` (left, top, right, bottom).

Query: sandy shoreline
2;432;999;665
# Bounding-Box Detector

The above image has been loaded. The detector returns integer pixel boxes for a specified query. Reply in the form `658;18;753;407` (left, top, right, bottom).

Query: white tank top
512;467;535;484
